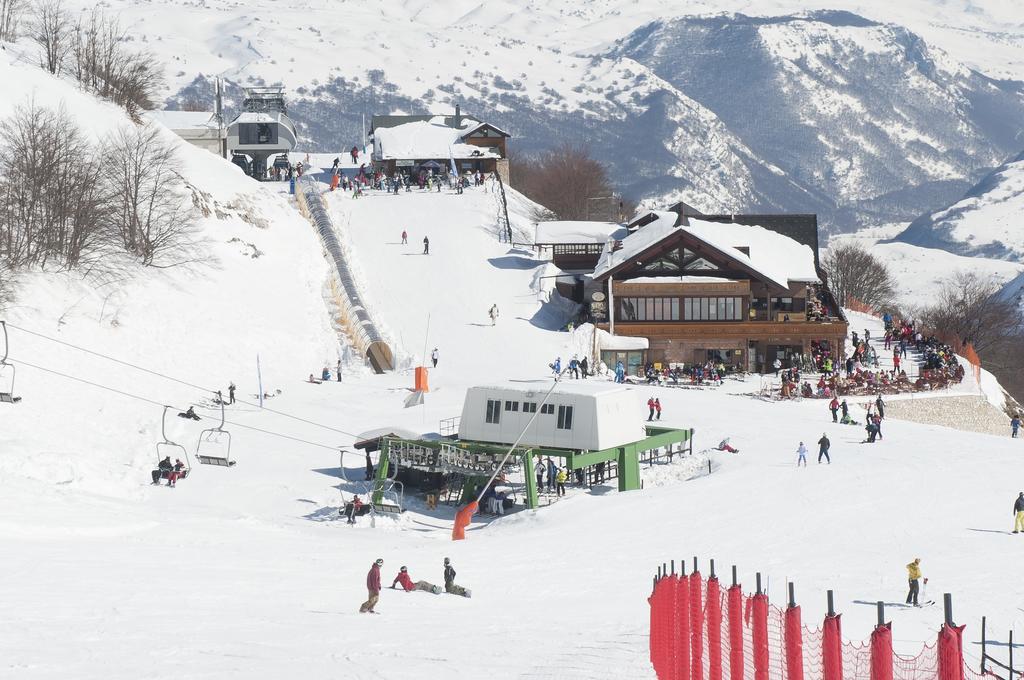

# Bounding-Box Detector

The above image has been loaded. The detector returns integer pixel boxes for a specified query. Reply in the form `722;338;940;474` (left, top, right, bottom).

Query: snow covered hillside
43;0;1024;231
893;150;1024;261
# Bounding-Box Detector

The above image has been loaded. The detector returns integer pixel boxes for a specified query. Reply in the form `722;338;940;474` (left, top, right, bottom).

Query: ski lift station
357;381;693;511
226;87;297;179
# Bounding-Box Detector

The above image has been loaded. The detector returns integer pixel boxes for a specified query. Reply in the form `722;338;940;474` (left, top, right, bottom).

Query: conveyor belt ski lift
0;321;19;403
197;398;235;467
156;405;191;476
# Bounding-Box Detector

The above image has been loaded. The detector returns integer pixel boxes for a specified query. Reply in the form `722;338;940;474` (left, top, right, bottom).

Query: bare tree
104;124;198;266
70;9;164;117
0;100;109;268
821;241;897;310
510;144;615;221
0;0;26;41
918;271;1019;354
29;0;71;74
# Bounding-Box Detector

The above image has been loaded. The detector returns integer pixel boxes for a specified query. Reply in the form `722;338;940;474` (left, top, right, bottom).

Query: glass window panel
709;298;718;320
645;299;655;320
700;298;708;319
671;298;679;320
684;298;692;320
718;298;727;320
726;297;734;319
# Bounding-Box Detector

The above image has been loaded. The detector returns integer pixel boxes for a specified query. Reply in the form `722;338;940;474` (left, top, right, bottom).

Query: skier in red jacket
391;566;440;594
359;558;383;613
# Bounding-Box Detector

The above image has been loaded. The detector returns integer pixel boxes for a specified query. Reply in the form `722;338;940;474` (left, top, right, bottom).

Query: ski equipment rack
196;397;235;466
0;321;20;403
157;405;191;475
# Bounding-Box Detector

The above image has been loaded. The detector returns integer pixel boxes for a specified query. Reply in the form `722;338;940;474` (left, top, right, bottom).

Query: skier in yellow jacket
905;558;925;607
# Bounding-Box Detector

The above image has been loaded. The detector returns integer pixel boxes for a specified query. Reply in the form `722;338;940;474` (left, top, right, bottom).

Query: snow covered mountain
892;150;1024;260
51;0;1024;232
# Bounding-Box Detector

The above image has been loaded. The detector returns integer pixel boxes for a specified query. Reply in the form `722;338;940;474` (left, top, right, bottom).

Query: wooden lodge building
369;105;510;177
537;207;847;374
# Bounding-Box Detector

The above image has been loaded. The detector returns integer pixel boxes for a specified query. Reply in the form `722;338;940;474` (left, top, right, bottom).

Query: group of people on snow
360;557;469;613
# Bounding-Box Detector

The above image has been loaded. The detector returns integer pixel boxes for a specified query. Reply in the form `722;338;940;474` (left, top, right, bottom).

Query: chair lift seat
0;393;19;403
197;454;236;467
372;502;403;514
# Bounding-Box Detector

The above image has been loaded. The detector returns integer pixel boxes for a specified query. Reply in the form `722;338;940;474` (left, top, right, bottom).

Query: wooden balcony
596;319;847;340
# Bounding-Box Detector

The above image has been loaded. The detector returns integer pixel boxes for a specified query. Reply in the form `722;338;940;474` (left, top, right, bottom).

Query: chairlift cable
7;357;342;452
5;322;362;439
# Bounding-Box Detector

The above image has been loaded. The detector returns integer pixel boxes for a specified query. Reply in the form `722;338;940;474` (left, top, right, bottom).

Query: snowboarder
1012;415;1021;438
817;433;831;464
717;438;739;453
550;357;561;375
872;414;883;440
647;397;656;421
840;399;850;420
423;236;430;255
443;558;470;597
151;456;173;485
865;420;878;443
431;348;439;368
1014;492;1024;533
392;566;440;594
829;397;840;423
228;382;236;405
167;458;186;487
796;442;807;467
906;558;923;607
360;558;383;613
178;406;200;421
654;398;662;421
580;356;589;379
875;394;885;420
401;230;408;245
568;357;579;379
488;304;499;326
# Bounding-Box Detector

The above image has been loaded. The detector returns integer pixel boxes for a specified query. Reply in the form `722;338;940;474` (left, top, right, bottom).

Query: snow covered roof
620;276;741;284
147;110;218;130
595;328;649;351
469;380;633;398
373;117;503;161
535;220;627;244
593;211;680;278
593;214;820;289
683;219;819;288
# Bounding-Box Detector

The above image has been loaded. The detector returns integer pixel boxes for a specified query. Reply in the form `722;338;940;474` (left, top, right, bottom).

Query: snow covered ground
2;50;1024;680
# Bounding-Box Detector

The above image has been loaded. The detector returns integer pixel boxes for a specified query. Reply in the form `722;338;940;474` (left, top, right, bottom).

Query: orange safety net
649;568;974;680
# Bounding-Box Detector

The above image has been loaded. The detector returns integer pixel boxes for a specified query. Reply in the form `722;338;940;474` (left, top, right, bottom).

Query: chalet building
369;105;510;178
148;110;226;157
588;211;847;374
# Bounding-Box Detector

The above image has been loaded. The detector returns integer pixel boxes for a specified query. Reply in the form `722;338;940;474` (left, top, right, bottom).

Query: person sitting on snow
717;438;739;453
178;406;200;421
391;566;439;593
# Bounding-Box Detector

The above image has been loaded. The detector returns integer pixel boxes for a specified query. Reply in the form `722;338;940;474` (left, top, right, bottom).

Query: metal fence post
827;590;835;617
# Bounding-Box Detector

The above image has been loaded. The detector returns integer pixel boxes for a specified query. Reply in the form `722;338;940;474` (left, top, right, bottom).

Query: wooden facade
591;223;847;372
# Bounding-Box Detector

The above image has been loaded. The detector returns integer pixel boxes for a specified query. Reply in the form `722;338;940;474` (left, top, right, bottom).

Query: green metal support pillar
523;450;539;509
618;445;641;493
372;439;391;504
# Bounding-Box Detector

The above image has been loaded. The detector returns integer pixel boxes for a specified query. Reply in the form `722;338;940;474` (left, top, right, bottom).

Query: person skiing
228;382;236;405
360;558;383;613
817;433;831;464
796;442;807;467
647;397;656;421
391;566;440;594
422;236;430;255
1014;492;1024;533
1012;415;1021;438
488;304;499;326
906;558;923;607
829;396;840;423
401;230;408;245
431;348;439;368
654;398;662;421
443;557;470;597
534;458;545;493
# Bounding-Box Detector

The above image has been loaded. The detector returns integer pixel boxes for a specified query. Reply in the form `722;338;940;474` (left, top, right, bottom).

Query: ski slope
2;52;1024;680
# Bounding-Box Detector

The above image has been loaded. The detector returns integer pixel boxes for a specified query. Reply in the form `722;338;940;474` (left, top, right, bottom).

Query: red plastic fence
649;571;975;680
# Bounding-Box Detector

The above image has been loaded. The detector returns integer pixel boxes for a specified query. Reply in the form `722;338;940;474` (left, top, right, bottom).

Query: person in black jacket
443;557;470;597
1013;492;1024;534
817;434;831;464
151;456;173;485
875;394;885;420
